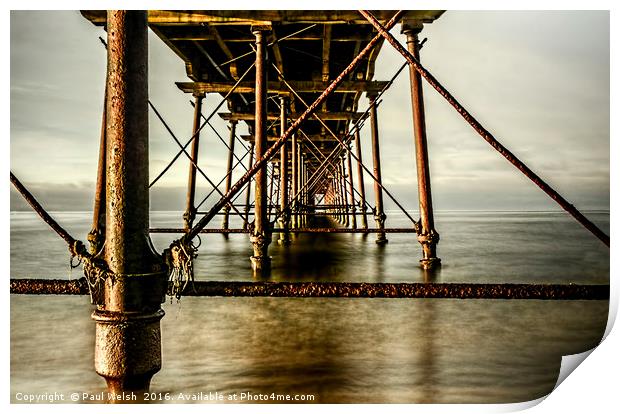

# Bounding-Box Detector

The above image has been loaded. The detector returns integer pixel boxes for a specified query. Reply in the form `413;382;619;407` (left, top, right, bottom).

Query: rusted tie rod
183;11;406;242
359;10;609;247
10;172;88;258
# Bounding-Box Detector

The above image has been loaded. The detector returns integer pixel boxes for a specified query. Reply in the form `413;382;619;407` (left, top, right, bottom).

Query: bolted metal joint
374;211;387;225
87;227;105;256
417;229;440;245
183;207;197;229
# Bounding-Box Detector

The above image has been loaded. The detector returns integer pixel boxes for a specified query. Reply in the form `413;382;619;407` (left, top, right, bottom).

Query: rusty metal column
300;153;306;228
368;94;388;244
346;146;357;229
335;174;342;223
183;92;204;230
340;156;350;227
250;26;271;272
304;159;310;227
278;96;291;245
404;23;440;268
93;10;166;398
243;141;255;230
268;163;276;221
354;126;368;229
221;120;237;231
291;133;298;229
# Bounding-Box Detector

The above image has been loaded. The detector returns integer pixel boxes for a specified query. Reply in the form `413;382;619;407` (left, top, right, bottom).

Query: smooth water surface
9;210;609;403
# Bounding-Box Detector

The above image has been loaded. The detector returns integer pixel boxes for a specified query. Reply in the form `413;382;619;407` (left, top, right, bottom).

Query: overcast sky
9;10;610;211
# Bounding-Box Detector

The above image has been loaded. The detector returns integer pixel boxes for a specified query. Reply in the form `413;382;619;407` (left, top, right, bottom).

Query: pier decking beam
221;120;237;231
183;92;204;230
278;96;291;245
176;80;389;95
219;111;364;122
93;10;166;398
354;126;369;229
250;26;272;273
346;147;357;229
368;94;388;244
403;22;440;269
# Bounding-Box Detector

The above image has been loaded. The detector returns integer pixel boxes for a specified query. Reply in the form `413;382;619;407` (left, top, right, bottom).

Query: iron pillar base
92;308;165;397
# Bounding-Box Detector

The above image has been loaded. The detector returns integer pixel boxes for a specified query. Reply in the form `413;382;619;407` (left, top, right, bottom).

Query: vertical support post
335;167;343;224
403;23;440;268
243;142;255;230
268;163;275;221
221;120;237;231
278;96;291;244
346;147;357;229
303;159;309;227
93;10;166;398
184;93;204;230
291;133;298;229
340;156;350;227
250;26;272;272
354;126;368;229
88;85;107;254
297;154;306;228
368;94;388;244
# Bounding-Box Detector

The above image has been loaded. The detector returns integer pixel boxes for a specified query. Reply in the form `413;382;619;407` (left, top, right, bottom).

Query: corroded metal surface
98;10;166;397
150;227;419;233
10;278;90;295
368;96;388;244
105;11;156;274
10;278;609;300
404;26;440;268
354;127;368;229
250;27;272;272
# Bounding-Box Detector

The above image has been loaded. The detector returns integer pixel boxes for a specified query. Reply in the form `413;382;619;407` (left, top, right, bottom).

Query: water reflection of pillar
92;10;166;398
239;297;348;402
368;94;388;244
403;22;440;270
409;299;438;402
250;26;272;273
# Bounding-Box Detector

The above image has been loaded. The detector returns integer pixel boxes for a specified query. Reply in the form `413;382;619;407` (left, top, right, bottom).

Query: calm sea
10;210;610;403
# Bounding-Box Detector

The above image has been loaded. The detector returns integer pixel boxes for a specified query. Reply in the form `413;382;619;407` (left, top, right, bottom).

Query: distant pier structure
82;10;444;271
